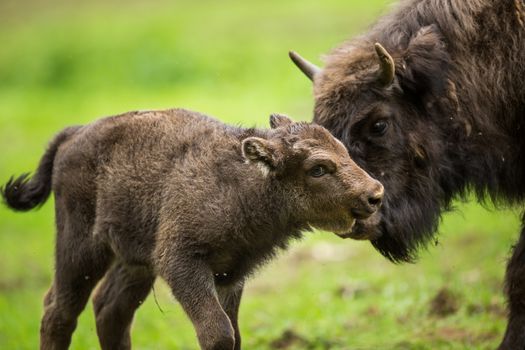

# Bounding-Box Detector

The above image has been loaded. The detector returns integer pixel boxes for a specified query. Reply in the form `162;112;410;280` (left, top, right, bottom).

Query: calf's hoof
200;335;235;350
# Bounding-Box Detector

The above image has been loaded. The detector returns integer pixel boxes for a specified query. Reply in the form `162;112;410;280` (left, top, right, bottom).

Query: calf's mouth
335;211;383;240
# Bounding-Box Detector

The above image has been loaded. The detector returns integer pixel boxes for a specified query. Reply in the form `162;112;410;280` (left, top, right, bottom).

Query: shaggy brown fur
1;109;383;350
290;0;525;348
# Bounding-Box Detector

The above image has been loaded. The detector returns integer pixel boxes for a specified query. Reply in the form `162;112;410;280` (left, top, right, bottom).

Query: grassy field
0;0;521;349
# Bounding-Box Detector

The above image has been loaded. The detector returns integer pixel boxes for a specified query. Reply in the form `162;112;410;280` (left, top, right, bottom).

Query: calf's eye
370;120;389;136
309;165;327;177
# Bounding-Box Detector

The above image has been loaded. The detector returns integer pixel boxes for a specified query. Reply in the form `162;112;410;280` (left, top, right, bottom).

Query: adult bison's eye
370;119;389;136
309;165;327;177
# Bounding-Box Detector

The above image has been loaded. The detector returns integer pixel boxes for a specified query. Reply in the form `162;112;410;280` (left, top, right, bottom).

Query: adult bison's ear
398;25;450;98
242;137;280;174
269;113;293;129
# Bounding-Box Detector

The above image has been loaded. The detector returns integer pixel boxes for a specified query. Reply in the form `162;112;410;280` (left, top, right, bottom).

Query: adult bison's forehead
317;42;399;88
312;46;395;126
316;45;380;89
313;79;390;130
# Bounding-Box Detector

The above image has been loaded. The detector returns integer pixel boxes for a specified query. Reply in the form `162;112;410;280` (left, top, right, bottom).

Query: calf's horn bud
289;51;320;81
374;43;395;86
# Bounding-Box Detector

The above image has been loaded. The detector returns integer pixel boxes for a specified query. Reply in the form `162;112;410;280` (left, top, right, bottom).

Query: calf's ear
269;113;293;129
242;137;280;173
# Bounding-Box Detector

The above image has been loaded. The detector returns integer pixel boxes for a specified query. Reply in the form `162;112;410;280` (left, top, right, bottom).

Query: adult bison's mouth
335;211;383;240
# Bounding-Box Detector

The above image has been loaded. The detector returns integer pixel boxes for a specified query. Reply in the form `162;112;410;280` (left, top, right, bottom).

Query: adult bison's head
291;26;458;263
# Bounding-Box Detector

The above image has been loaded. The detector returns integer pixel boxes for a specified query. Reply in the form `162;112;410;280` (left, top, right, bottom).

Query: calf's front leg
158;252;235;350
217;283;244;350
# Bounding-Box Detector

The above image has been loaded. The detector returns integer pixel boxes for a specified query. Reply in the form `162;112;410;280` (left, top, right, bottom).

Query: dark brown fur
1;109;383;350
292;0;525;348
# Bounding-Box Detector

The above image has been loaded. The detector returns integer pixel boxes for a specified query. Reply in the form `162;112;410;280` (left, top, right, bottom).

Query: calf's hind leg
40;221;112;350
93;263;155;350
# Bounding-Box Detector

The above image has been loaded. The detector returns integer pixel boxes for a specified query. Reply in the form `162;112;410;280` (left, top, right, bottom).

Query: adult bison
290;0;525;348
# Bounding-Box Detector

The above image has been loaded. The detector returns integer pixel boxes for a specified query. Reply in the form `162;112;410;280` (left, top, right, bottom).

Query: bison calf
1;109;383;350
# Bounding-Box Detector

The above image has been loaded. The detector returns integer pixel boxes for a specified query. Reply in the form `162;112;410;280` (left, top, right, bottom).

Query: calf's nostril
367;183;384;208
351;184;384;219
368;195;382;207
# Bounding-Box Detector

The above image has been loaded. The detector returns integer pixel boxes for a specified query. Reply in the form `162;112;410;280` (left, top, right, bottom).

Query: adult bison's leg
499;219;525;350
40;199;112;350
158;251;235;350
93;263;155;350
217;283;244;350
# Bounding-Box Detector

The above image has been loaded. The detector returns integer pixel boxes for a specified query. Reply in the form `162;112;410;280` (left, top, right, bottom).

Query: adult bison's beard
368;191;444;263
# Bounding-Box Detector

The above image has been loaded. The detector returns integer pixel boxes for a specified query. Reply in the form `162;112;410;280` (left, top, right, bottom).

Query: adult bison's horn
289;51;320;81
374;43;395;86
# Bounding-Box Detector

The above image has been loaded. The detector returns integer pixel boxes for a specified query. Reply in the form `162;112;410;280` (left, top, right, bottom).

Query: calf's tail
1;126;81;211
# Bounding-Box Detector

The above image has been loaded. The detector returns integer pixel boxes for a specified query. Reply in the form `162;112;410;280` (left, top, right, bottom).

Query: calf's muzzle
351;180;384;220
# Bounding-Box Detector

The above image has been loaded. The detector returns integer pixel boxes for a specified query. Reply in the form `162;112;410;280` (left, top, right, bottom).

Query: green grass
0;0;521;349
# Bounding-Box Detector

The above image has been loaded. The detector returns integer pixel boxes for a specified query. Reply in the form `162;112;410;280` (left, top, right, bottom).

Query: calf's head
242;114;383;237
289;26;457;262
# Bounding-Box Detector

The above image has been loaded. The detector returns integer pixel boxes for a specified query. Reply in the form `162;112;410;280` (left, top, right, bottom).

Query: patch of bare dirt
364;305;381;317
269;329;338;350
0;274;49;292
0;278;25;292
467;297;507;318
422;326;500;344
428;287;460;317
335;282;371;300
270;329;309;349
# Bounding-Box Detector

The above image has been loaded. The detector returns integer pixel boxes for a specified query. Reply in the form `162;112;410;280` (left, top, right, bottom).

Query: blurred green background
0;0;521;349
